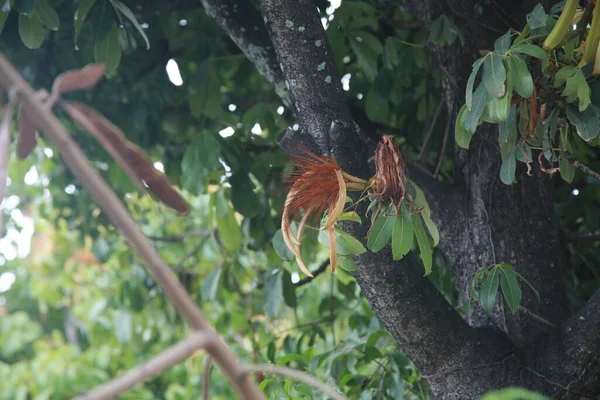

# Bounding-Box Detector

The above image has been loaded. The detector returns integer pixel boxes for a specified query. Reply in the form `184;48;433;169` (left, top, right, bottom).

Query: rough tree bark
202;0;600;398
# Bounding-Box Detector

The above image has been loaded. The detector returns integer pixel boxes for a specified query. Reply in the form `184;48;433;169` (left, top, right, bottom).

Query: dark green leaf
0;11;8;35
367;211;395;252
273;229;294;261
526;4;547;29
109;0;150;49
479;269;499;314
94;23;122;76
281;270;297;308
566;105;600;142
497;264;522;313
466;57;484;110
264;270;284;318
18;13;44;49
422;213;439;247
412;214;432;275
201;268;222;301
35;0;59;30
189;60;221;118
464;85;486;134
510;43;548;62
494;30;512;54
508;55;533;98
498;104;517;142
392;204;413;260
74;0;97;49
482;53;507;97
455;104;473;149
89;0;114;42
500;151;516;185
230;173;259;217
14;0;35;15
559;154;575;183
349;37;378;82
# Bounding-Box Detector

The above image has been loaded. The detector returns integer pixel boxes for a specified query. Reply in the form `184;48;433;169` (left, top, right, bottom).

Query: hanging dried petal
372;136;410;206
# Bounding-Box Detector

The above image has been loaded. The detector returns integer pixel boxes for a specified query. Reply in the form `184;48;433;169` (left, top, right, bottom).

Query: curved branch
294;259;330;287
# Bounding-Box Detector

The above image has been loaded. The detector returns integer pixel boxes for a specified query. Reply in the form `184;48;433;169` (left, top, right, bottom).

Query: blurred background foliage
0;0;592;399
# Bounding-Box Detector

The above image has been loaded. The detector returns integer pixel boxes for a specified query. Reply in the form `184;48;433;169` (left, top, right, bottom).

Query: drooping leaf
216;208;242;251
497;264;522;313
494;30;512;54
0;10;8;35
89;0;114;42
201;267;222;301
18;13;45;49
109;0;150;49
566;105;600;142
559;154;575;183
14;0;35;15
498;104;517;143
188;60;221;118
526;4;547;29
281;270;297;309
510;43;548;62
500;151;517;185
338;255;359;272
94;23;122;76
367;211;395;252
410;181;430;216
318;228;367;255
482;53;507;97
455;104;473;149
273;229;294;261
264;270;284;318
35;0;59;30
464;84;487;134
412;214;432;275
421;213;439;247
479;269;499;314
229;173;259;217
392;204;413;260
507;55;533;98
52;64;106;94
349;37;378;82
74;0;97;49
466;57;484;110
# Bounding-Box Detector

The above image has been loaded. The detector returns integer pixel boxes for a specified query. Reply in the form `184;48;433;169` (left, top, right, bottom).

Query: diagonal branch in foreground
0;53;264;400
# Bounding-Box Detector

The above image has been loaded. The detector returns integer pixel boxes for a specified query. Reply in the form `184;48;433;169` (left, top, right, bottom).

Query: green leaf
482;53;507;97
273;229;294;261
94;23;122;76
318;228;367;255
114;309;132;343
0;10;8;35
14;0;35;15
281;270;297;308
392;204;413;260
507;55;533;98
559;154;575;183
229;173;259;217
526;4;547;29
18;13;45;49
264;270;284;318
510;43;548;62
349;37;378;82
577;77;591;112
35;0;59;30
217;209;242;251
410;181;431;216
466;57;484;110
189;60;221;118
412;214;432;275
497;264;522;313
421;213;439;247
365;85;389;122
455;104;473;149
180;134;221;193
481;387;549;400
367;211;395;252
566;105;600;142
109;0;150;49
338;255;359;272
498;104;517;142
500;151;516;185
74;0;97;49
494;30;512;54
479;269;499;314
464;84;486;134
201;267;222;301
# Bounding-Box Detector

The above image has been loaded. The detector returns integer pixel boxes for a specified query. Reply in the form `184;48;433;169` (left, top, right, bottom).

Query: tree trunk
204;0;600;397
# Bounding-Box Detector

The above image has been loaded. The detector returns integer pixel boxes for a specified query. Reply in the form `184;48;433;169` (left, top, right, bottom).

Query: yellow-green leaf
367;212;395;252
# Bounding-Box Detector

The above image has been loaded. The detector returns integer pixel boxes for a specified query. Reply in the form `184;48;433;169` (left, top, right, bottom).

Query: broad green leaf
109;0;150;49
566;105;600;142
526;4;547;29
356;31;383;54
264;270;284;318
365;85;390;123
482;53;506;97
466;57;484;110
392;204;413;260
367;212;395;252
410;181;430;216
276;353;306;366
507;55;533;98
282;272;299;306
229;173;259;217
89;0;114;42
412;214;432;275
559;154;575;183
94;23;122;76
500;151;516;185
217;209;242;251
421;213;439;247
497;264;522;313
515;143;533;163
455;104;473;149
577;77;591;112
464;84;486;134
498;104;517;142
338;211;361;223
18;13;44;49
35;0;59;30
338;255;359;272
485;74;512;123
74;0;97;49
554;65;577;88
188;60;221;118
510;43;548;62
494;30;512;54
349;37;378;82
114;309;132;343
479;269;499;314
318;228;367;255
180;134;221;193
14;0;35;15
272;229;294;261
200;267;222;301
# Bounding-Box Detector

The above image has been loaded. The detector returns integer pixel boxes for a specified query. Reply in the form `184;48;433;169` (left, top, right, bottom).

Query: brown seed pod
372;136;410;207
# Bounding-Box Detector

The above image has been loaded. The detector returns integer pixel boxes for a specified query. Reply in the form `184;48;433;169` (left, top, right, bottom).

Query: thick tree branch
200;0;290;106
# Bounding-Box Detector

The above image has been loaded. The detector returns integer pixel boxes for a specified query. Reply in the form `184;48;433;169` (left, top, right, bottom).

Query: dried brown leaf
52;64;106;94
62;101;190;214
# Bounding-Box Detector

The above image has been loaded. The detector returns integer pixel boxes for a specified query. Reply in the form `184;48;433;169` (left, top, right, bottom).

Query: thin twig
563;153;600;181
434;103;453;178
0;53;264;400
73;332;213;400
174;234;212;270
568;229;600;242
518;306;556;329
202;356;214;400
242;364;348;400
294;259;330;287
146;229;213;242
418;100;443;161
